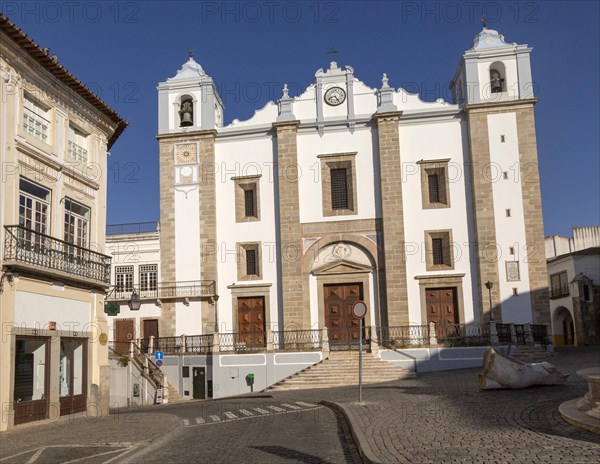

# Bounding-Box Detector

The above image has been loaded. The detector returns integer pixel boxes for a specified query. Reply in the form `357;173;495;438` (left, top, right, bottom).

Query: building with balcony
105;27;552;400
546;227;600;347
0;15;127;430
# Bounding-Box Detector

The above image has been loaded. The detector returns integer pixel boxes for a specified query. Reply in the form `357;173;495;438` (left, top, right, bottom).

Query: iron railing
496;323;512;343
376;325;430;348
219;332;267;353
154;337;183;354
328;326;371;351
3;225;111;284
549;285;569;299
108;280;216;301
106;222;159;235
436;324;490;346
272;329;322;351
530;324;548;343
514;324;526;344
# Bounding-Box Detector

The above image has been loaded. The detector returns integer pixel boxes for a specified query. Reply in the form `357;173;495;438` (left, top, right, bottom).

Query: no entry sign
352;300;367;319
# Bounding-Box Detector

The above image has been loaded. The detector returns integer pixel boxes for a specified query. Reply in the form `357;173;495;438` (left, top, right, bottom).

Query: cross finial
326;46;338;56
480;16;487;28
188;48;194;58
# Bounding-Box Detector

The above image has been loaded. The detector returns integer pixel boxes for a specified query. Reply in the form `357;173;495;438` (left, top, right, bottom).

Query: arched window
178;96;193;127
489;62;506;94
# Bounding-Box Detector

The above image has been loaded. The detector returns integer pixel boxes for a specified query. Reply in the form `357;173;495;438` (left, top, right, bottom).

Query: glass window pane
14;338;46;402
73;342;84;395
60;342;71;397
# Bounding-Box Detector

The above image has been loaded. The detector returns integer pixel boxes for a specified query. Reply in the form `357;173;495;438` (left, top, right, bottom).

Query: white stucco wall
15;291;91;330
487;112;532;323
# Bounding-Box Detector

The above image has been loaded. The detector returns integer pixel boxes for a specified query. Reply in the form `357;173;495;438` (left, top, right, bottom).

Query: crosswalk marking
182;402;322;426
295;401;318;408
281;403;301;410
266;405;285;412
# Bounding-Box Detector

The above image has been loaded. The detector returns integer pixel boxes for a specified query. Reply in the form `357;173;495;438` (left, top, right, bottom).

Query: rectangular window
139;264;158;291
583;285;590;301
23;95;50;143
506;209;511;217
428;174;440;203
432;238;444;265
115;266;134;292
233;176;261;222
18;178;51;253
420;160;450;209
244;188;256;217
550;271;569;298
237;242;261;280
320;153;357;216
64;199;90;262
330;168;348;210
425;230;454;271
14;337;47;403
246;249;257;276
68;125;88;163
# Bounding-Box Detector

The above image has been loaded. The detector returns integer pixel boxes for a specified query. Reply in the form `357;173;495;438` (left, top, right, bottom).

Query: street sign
156;388;163;404
155;360;163;367
155;351;164;360
352;300;367;319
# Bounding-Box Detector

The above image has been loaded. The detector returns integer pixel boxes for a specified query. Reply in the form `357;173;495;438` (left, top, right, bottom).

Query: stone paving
0;347;598;463
269;347;600;464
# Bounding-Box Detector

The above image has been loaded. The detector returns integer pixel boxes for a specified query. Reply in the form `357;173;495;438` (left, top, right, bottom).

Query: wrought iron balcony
3;225;111;285
107;280;216;301
549;285;570;299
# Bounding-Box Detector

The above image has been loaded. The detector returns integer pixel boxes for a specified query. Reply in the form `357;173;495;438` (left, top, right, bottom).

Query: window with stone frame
233;175;261;222
22;93;50;144
419;159;451;209
319;152;357;217
237;242;261;281
424;230;454;271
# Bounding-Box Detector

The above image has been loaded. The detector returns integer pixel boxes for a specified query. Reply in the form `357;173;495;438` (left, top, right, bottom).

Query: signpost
155;351;164;360
352;300;367;403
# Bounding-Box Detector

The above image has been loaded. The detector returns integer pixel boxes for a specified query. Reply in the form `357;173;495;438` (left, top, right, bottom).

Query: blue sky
4;1;599;236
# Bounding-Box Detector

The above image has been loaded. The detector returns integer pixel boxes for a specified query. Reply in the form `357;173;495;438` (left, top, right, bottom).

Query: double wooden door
237;297;266;347
324;283;363;348
425;288;458;325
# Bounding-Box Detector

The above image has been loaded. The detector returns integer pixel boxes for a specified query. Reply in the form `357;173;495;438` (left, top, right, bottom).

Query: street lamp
484;281;494;322
128;290;141;311
213;294;220;332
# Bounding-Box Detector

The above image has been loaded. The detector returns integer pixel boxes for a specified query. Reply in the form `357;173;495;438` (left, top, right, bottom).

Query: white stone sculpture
479;348;568;390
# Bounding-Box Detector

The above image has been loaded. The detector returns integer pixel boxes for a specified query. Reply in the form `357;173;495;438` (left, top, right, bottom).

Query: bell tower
450;27;534;106
157;51;223;134
452;28;549;326
155;53;222;337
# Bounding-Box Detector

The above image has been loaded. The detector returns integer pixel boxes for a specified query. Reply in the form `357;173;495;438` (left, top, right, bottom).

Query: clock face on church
324;86;346;106
175;143;197;164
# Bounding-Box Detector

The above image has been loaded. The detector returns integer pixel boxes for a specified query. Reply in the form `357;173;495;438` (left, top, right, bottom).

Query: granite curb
320;400;383;464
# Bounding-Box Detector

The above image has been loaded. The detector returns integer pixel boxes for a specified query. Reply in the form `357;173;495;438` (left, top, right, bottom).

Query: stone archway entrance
553;306;575;347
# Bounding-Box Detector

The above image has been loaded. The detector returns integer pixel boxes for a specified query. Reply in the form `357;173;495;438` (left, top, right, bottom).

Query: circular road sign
155;360;163;367
352;300;367;319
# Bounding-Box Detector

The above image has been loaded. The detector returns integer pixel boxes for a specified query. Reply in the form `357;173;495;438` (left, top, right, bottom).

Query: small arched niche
178;95;194;127
489;62;506;94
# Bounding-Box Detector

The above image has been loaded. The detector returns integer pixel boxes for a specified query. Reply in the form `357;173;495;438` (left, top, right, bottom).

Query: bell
490;70;503;94
179;101;193;127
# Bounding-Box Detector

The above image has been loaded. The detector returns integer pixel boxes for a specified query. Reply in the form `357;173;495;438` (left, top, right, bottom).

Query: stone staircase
511;345;553;362
165;381;185;404
265;351;415;391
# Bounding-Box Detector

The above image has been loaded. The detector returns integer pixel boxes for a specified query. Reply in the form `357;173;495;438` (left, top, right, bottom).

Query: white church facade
105;27;550;399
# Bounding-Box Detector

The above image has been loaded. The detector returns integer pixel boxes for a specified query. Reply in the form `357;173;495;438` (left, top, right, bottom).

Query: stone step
264;351;414;391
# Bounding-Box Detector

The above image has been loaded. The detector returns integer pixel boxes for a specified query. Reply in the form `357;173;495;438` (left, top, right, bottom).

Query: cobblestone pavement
268;347;600;464
1;348;598;464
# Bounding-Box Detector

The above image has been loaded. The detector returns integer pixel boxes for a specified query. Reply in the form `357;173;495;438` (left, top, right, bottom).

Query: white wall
15;291;90;331
487;112;532;323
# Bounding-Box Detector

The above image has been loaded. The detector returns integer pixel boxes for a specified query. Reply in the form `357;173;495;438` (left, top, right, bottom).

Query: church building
106;27;550;398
